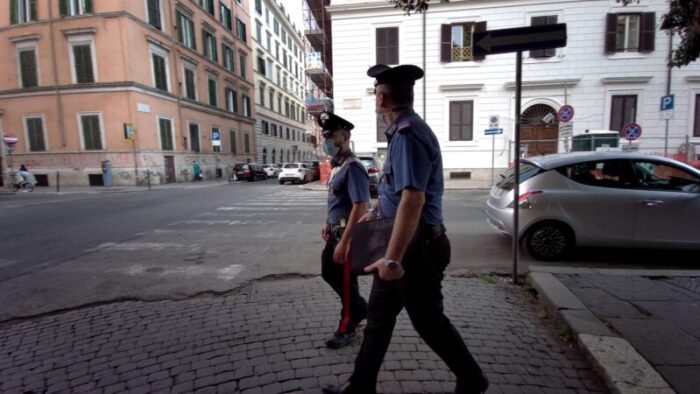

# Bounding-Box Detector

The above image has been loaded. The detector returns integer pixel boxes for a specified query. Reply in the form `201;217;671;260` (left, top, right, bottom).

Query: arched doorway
521;104;559;156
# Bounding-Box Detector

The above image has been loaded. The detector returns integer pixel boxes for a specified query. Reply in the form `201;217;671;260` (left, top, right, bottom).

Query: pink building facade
0;0;256;186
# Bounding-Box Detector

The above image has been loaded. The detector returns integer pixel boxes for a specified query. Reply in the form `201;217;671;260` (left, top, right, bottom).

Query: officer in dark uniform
322;65;489;394
318;111;370;349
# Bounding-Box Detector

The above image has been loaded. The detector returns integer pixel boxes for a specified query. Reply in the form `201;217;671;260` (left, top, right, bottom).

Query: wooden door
164;156;176;183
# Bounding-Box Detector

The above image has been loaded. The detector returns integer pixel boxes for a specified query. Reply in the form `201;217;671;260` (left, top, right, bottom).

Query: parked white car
279;163;312;184
262;164;279;178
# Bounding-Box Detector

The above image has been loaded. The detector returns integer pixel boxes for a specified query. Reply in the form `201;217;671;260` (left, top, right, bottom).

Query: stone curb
528;271;675;394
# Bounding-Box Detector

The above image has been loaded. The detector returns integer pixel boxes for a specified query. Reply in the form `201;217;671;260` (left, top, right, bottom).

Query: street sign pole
513;51;522;285
491;134;495;185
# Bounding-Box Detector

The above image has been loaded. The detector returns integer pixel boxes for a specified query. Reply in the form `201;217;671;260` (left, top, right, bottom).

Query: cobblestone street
0;276;606;393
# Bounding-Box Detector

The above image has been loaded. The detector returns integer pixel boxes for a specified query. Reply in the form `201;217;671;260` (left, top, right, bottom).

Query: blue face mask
323;139;340;157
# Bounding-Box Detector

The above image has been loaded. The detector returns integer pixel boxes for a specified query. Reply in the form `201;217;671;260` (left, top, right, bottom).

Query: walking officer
322;65;489;393
318;111;369;349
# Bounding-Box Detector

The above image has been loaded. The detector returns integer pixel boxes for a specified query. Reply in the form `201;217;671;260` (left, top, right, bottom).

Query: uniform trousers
349;229;485;391
321;235;368;334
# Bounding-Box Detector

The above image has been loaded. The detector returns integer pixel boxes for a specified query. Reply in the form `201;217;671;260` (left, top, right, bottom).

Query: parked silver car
357;155;384;197
486;152;700;261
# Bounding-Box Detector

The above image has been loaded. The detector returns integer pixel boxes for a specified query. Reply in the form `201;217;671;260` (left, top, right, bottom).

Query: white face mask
323;139;340;157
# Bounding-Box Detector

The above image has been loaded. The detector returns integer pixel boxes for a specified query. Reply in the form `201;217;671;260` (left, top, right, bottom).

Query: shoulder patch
397;121;412;134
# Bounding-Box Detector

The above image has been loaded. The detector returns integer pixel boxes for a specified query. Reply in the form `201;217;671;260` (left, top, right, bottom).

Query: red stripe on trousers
338;250;352;333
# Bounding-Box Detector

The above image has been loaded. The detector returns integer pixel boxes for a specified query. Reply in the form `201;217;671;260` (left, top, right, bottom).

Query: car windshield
234;164;248;170
284;164;299;169
359;158;375;168
495;162;542;191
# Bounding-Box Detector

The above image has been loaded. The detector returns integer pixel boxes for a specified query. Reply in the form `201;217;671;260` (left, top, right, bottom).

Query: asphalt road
0;180;696;321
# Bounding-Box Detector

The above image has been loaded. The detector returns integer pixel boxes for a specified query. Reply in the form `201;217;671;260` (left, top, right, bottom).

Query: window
203;30;218;62
375;27;399;65
286;127;290;140
271;124;277;138
239;53;247;79
159;117;174;151
449;101;474;141
60;0;92;16
200;0;214;15
265;9;270;25
257;56;265;74
265;59;272;79
262;120;269;135
225;88;237;112
208;77;218;106
223;44;234;71
258;83;265;106
266;33;271;52
152;52;168;91
275;42;280;60
189;123;200;152
273;18;279;35
71;42;95;83
236;18;247;43
282;50;288;68
560;160;636;188
80;113;103;150
229;130;237;153
694;94;700;138
244;133;250;153
441;22;486;62
605;13;655;53
610;95;637;132
25;116;46;151
212;127;221;152
268;89;274;110
146;0;162;30
632;161;700;193
255;0;262;14
255;21;262;42
242;94;251;117
281;30;287;43
277;94;282;113
530;16;558;58
183;65;196;100
177;11;196;49
10;0;36;24
18;48;38;88
220;3;232;30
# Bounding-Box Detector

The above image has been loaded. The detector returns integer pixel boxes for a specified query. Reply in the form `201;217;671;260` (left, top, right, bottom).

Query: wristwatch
383;259;400;271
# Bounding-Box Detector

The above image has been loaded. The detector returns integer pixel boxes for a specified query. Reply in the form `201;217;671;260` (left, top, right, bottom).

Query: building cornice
9;33;41;44
685;76;700;83
439;84;485;92
0;82;255;125
504;78;580;90
327;2;394;15
600;76;653;85
62;27;97;37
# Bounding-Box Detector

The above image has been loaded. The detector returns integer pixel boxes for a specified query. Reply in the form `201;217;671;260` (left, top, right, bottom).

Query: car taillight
368;167;379;174
507;190;543;209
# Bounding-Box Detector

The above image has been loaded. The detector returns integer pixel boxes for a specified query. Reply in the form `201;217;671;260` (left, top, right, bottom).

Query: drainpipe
48;2;66;147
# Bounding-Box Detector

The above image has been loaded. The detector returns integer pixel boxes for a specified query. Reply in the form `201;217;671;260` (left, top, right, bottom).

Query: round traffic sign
3;133;18;146
620;122;642;141
557;105;575;123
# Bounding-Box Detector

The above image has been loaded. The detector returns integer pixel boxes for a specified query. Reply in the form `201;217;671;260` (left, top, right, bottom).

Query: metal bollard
56;171;60;193
146;169;152;191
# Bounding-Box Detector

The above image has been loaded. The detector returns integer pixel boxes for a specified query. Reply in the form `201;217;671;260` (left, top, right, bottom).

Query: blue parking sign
660;95;674;111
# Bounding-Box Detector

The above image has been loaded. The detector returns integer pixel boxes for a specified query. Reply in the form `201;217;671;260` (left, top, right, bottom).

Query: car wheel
279;180;284;185
525;222;574;261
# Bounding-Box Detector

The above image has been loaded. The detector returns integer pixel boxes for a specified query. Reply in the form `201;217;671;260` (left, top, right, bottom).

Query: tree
389;0;699;67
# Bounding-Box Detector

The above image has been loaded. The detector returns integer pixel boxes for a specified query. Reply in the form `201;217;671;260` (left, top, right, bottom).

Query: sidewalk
0;276;607;393
529;266;700;394
1;179;230;196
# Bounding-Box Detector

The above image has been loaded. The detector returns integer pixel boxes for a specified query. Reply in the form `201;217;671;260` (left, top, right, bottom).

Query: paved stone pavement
0;276;607;393
554;271;700;394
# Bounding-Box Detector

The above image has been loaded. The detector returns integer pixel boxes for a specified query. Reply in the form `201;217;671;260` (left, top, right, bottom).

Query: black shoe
321;381;375;394
325;331;356;349
455;376;489;394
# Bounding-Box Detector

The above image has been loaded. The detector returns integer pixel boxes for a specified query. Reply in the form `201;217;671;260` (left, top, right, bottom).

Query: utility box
101;160;113;187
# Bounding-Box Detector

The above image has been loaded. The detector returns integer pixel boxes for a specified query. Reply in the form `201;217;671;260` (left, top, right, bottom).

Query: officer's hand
333;240;349;264
321;223;330;241
359;211;377;223
364;258;404;281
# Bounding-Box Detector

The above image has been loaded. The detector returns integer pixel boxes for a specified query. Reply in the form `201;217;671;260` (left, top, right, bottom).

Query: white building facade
250;0;316;164
328;0;700;180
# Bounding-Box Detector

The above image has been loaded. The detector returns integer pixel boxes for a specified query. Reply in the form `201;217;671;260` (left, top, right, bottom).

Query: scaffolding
303;0;332;100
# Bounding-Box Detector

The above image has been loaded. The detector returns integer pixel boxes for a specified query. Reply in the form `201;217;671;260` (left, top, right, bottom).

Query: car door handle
639;199;664;207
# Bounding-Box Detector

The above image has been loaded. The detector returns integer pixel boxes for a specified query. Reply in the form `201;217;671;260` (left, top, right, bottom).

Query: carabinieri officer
318;111;369;349
322;65;489;394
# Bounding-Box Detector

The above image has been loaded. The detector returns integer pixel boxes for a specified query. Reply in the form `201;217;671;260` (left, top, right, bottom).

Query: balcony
305;52;332;94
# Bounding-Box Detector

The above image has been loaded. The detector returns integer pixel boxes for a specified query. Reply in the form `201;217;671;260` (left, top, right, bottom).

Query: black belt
422;223;446;239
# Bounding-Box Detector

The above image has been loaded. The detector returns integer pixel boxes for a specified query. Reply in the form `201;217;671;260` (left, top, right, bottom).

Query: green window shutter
59;0;67;16
27;118;46;151
160;119;173;151
82;115;102;150
20;50;38;88
185;69;195;100
189;124;200;152
84;0;93;13
74;45;94;83
208;79;217;106
10;0;18;24
177;13;184;43
229;131;236;153
147;0;161;29
29;0;37;21
153;54;167;91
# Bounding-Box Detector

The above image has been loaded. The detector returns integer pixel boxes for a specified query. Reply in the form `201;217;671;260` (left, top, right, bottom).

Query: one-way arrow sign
473;24;567;57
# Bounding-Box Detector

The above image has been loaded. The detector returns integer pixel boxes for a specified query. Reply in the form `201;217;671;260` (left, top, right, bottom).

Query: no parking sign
621;122;642;141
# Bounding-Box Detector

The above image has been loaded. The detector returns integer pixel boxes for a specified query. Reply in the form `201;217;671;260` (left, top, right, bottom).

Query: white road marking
121;264;245;280
85;242;199;252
